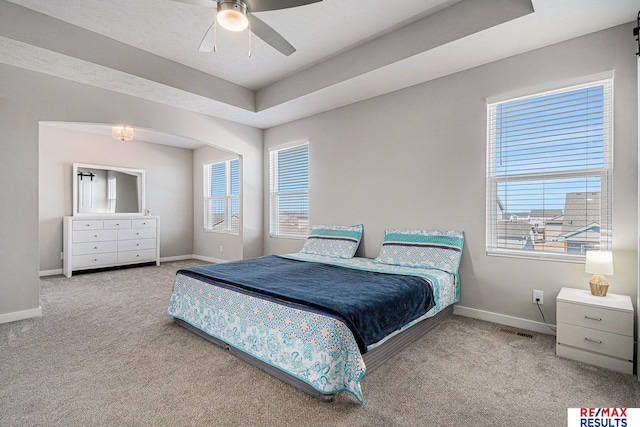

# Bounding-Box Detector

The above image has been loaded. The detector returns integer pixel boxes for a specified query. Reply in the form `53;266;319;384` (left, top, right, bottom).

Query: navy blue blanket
178;255;435;353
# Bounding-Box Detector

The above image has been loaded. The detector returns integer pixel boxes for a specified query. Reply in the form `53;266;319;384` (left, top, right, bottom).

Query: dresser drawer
557;301;633;336
72;220;103;230
118;248;156;263
118;238;156;252
73;252;118;268
118;227;156;240
132;219;156;228
72;241;118;256
556;322;633;360
72;229;118;243
104;219;132;229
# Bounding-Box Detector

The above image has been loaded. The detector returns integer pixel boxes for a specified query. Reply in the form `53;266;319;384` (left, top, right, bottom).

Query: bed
167;227;463;404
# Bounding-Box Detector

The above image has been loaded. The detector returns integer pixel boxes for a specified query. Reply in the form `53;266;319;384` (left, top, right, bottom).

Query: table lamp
585;250;613;296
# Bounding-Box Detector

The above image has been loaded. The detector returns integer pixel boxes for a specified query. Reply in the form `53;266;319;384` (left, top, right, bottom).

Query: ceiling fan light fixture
217;1;249;32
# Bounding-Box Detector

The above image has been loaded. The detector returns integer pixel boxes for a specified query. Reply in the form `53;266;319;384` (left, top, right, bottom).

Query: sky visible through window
495;85;605;213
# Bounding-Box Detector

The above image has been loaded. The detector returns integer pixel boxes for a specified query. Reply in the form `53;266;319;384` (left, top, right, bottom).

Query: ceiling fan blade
168;0;216;8
248;15;296;56
199;21;216;52
244;0;321;13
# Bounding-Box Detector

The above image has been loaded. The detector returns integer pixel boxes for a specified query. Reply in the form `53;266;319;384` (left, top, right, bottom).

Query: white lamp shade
585;251;614;276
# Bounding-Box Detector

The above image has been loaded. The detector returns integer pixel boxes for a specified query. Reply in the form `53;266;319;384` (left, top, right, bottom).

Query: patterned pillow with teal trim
300;224;364;259
374;229;464;274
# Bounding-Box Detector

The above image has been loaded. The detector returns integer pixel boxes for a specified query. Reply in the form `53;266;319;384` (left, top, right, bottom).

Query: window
269;142;309;238
107;177;116;213
486;78;612;260
203;158;240;233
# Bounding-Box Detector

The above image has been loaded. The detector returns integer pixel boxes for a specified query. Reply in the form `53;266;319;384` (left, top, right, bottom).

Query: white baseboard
0;307;42;325
160;255;194;262
160;255;228;264
454;305;556;336
192;255;228;264
39;269;62;277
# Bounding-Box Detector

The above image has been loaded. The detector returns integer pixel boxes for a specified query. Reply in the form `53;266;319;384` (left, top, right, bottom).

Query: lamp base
589;274;609;296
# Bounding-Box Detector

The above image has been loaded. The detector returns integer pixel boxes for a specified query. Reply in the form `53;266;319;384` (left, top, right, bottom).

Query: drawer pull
584;315;602;321
93;247;98;250
86;224;90;227
584;337;602;344
94;235;98;237
136;244;140;246
136;254;140;257
93;259;98;262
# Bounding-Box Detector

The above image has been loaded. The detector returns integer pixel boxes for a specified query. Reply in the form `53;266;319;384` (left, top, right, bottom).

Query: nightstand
556;287;633;375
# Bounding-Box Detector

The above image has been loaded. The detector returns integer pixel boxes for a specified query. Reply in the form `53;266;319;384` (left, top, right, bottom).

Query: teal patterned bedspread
167;254;458;404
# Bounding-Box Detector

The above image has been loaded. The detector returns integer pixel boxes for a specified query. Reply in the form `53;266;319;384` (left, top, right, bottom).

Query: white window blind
486;79;612;260
203;158;240;233
269;142;309;238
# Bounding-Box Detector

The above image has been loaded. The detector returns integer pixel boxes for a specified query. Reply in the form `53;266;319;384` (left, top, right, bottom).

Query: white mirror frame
72;163;146;216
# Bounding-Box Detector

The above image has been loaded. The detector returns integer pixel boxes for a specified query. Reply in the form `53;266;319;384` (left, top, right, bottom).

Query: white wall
264;23;638;332
193;145;246;261
0;63;262;321
38;125;194;273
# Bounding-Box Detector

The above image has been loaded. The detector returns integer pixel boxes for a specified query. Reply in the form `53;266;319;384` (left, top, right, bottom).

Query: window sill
269;234;308;240
486;249;585;264
204;229;240;235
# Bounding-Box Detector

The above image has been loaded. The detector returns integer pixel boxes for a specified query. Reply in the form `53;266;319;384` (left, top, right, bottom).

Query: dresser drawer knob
584;337;602;344
584;315;602;321
94;235;98;238
93;247;98;250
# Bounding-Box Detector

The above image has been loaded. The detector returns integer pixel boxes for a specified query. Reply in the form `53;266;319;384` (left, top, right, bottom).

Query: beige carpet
1;260;638;426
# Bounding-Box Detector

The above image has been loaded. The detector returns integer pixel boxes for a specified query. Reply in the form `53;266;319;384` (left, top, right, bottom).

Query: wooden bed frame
173;304;453;402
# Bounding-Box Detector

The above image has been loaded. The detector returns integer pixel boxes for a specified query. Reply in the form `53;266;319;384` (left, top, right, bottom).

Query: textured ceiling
0;0;638;146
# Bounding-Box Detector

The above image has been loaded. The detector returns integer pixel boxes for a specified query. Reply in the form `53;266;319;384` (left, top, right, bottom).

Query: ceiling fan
173;0;323;56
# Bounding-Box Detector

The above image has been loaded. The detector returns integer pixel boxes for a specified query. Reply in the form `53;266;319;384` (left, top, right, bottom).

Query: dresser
63;216;160;277
556;287;634;374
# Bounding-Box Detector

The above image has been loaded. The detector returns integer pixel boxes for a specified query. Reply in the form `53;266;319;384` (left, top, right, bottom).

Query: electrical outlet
532;290;543;305
60;252;64;260
219;245;223;253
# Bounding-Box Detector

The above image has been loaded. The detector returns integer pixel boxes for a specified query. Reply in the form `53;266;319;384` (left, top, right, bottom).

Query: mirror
73;163;145;215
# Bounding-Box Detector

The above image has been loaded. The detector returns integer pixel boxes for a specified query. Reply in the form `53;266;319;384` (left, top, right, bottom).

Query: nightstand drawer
556;322;633;360
557;301;633;336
